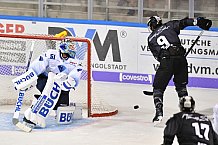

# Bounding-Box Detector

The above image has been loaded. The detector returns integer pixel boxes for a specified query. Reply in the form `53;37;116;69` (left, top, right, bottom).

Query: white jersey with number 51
29;49;83;88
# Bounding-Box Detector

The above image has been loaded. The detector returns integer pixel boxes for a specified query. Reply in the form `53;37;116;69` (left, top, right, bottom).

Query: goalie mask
179;96;195;112
59;38;76;59
147;16;162;31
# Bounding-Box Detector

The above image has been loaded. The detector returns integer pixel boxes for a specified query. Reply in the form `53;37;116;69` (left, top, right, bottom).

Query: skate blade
153;120;165;128
153;116;165;128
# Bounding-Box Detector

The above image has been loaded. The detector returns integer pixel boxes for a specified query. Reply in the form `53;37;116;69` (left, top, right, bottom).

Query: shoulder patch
58;65;66;72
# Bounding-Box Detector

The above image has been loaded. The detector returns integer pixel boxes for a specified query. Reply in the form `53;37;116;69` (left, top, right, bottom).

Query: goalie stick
12;41;35;132
26;41;35;71
143;30;204;96
12;90;32;132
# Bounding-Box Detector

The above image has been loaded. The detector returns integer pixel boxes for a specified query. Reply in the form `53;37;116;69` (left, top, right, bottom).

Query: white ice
0;83;217;145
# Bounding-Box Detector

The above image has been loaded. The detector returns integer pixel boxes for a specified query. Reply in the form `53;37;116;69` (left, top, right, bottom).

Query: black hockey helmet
147;16;162;31
179;96;195;112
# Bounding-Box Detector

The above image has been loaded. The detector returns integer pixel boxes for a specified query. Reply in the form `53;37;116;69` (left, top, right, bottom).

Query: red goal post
0;33;118;117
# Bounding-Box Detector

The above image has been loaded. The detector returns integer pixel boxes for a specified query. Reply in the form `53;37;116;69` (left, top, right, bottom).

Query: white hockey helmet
147;16;162;31
59;38;76;59
179;96;195;112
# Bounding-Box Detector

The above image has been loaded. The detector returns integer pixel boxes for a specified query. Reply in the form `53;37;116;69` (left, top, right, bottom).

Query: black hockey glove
197;17;212;30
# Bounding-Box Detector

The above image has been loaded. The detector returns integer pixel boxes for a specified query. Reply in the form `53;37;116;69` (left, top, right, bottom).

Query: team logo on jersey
58;65;66;72
69;61;77;65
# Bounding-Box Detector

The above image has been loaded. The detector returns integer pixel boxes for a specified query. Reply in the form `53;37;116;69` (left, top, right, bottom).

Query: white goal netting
0;33;118;117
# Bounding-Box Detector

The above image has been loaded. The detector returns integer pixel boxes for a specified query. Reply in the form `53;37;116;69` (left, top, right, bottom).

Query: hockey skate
23;117;36;129
152;109;163;126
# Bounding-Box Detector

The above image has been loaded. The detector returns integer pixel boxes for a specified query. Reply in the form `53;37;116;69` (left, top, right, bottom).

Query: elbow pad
179;17;195;29
12;69;38;91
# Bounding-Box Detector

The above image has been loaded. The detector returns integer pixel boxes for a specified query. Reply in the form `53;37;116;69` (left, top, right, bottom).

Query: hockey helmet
179;96;195;112
147;16;162;31
59;38;76;59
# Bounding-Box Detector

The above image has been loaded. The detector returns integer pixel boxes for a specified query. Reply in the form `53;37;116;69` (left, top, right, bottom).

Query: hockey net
0;33;118;117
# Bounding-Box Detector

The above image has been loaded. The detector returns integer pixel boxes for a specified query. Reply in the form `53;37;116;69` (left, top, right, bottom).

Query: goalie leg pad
31;72;62;127
24;107;46;128
23;108;36;129
56;106;75;125
56;103;83;124
70;103;83;120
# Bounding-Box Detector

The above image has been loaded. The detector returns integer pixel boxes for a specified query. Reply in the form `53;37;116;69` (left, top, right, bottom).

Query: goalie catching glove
196;17;212;30
54;72;77;91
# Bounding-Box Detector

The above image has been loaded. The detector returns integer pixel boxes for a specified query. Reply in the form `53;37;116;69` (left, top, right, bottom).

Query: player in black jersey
162;96;218;145
147;16;212;123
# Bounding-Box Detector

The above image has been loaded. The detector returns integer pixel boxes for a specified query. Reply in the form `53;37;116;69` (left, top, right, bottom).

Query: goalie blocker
12;69;38;91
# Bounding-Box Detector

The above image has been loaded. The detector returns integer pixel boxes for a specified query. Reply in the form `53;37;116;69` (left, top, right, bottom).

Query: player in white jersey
21;38;83;128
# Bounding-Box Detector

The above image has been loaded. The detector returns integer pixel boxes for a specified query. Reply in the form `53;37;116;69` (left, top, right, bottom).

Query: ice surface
0;83;217;145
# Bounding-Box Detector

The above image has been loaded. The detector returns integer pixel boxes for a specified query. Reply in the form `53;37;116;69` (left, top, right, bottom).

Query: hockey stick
12;40;35;132
12;90;32;132
184;30;204;57
26;41;35;71
143;90;153;96
143;30;204;96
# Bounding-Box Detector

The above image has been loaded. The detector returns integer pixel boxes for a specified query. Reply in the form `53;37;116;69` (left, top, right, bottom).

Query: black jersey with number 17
164;112;218;145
